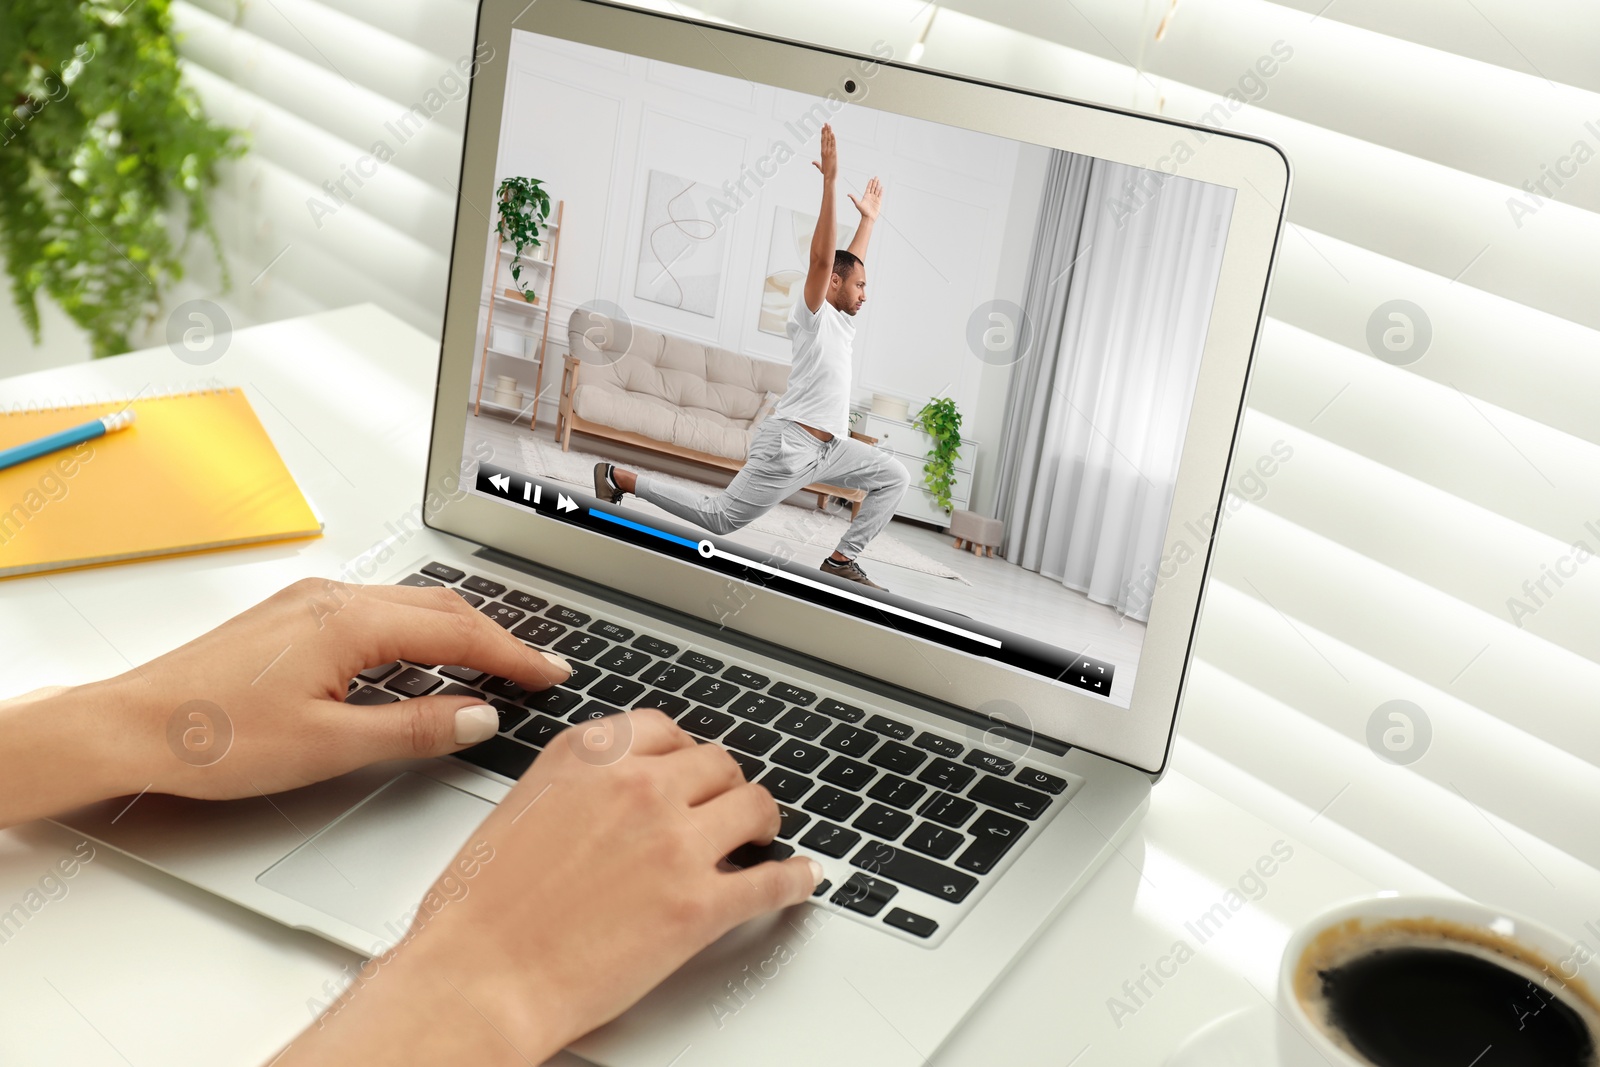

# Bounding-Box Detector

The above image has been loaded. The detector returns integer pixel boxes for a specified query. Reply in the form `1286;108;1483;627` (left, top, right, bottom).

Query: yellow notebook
0;387;322;578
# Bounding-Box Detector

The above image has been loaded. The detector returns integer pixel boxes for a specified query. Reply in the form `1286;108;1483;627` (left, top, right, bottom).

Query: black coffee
1320;945;1597;1067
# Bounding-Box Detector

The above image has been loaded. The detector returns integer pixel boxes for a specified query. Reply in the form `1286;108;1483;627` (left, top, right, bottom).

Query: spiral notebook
0;387;322;579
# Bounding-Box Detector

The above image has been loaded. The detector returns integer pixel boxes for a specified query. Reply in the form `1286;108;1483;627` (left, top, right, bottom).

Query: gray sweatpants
635;418;911;559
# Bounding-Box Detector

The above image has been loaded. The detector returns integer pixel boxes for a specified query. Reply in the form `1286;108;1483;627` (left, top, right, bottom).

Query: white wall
476;29;1050;482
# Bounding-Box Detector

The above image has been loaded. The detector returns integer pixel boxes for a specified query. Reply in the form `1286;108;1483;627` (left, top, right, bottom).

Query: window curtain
996;155;1234;622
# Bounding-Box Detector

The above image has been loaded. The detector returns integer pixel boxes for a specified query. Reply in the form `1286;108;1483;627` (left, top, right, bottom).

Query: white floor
464;411;1145;698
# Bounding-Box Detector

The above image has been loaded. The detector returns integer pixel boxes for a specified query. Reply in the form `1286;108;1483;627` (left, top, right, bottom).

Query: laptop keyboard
345;561;1079;944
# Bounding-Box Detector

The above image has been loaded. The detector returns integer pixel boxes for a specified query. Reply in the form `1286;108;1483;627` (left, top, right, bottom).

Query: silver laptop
56;1;1287;1062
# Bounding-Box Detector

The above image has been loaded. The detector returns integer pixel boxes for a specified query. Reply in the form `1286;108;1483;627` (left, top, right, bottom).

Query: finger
812;160;821;172
652;742;746;807
316;691;503;765
693;780;780;852
563;706;691;762
718;855;823;926
332;592;571;689
846;194;860;209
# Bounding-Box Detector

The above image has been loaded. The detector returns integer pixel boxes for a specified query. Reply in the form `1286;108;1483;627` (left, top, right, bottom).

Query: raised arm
803;124;840;313
846;176;882;262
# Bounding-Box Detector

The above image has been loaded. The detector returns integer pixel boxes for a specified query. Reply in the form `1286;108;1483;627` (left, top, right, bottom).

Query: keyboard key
523;688;581;717
594;646;650;676
956;810;1029;874
480;676;528;702
864;714;913;741
683;677;738;708
551;632;607;660
632;635;678;657
512;617;566;646
1017;768;1069;795
503;590;547;612
513;714;569;747
728;692;783;724
480;602;526;628
818;756;876;791
589;620;634;642
438;682;481;698
636;690;689;715
639;662;694;692
385;668;442;697
905;822;964;860
461;575;506;598
853;803;912;840
437;664;486;684
813;879;832;898
918;758;975;793
969;776;1051;819
771;740;828;774
915;732;964;759
851;841;978;904
772;708;830;740
820;723;877;757
357;661;401;683
799;821;860;858
803;785;863;821
346;686;397;705
723;666;769;690
398;573;442;587
883;908;938;939
724;722;781;756
964;750;1016;777
564;662;601;691
678;650;723;674
776;804;810;839
588;675;646;707
918;792;977;828
729;751;766;781
569;700;624;723
490;699;528;733
546;604;590;627
868;741;926;775
421;561;465;583
768;682;816;706
866;774;927;810
680;707;734;739
816;697;865;723
454;591;485;607
456;735;536;779
726;840;793;869
832;872;897;916
759;769;814;803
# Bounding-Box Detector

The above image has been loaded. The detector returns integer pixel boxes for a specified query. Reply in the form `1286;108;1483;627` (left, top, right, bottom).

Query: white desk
0;307;1446;1066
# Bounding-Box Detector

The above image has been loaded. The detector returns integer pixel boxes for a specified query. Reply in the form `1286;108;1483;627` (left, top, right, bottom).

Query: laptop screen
455;26;1239;715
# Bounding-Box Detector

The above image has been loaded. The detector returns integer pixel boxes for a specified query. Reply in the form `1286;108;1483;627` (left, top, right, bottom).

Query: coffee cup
1277;895;1600;1067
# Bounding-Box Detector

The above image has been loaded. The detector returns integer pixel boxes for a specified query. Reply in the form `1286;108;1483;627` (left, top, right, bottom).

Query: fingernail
541;651;573;676
807;858;824;887
454;704;498;745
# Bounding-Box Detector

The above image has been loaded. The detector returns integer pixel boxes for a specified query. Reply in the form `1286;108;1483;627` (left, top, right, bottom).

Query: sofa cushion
572;383;755;461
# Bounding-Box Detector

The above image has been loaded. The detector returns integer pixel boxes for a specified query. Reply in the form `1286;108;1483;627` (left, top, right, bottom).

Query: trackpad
257;772;495;941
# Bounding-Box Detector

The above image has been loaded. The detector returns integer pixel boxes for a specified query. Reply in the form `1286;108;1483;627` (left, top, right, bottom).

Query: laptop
55;1;1287;1062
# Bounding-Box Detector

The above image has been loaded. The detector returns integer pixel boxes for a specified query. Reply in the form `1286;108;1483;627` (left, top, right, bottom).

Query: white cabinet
857;413;977;528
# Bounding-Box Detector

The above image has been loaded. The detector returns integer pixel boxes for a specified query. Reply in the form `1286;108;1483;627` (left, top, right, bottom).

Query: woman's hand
0;578;570;824
280;709;823;1064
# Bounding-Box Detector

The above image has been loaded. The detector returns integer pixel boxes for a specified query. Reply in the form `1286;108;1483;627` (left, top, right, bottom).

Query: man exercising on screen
595;124;910;591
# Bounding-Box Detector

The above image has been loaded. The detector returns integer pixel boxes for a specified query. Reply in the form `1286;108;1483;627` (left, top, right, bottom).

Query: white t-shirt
774;296;854;438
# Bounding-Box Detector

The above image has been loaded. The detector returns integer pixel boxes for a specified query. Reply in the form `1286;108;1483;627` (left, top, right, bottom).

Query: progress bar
589;508;700;549
697;540;1003;649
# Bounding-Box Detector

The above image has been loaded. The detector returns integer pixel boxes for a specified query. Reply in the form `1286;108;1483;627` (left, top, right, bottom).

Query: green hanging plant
0;0;245;358
913;396;963;512
495;176;550;303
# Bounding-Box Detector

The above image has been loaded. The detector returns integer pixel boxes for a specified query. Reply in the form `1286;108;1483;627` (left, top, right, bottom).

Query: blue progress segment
588;509;700;550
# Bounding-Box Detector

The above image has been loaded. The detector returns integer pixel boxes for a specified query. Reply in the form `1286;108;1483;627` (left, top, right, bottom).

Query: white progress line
702;544;1003;649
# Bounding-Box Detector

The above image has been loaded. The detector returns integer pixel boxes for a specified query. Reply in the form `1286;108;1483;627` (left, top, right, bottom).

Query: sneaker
593;462;624;504
820;556;886;591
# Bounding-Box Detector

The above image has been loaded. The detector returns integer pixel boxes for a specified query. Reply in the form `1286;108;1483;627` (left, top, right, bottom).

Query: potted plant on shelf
912;397;962;512
495;176;551;303
0;0;243;358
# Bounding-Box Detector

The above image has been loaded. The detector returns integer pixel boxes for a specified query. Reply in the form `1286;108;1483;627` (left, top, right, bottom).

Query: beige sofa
556;307;867;515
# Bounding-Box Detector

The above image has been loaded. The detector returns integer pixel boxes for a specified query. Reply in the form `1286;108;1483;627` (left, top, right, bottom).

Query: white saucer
1164;1003;1279;1067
